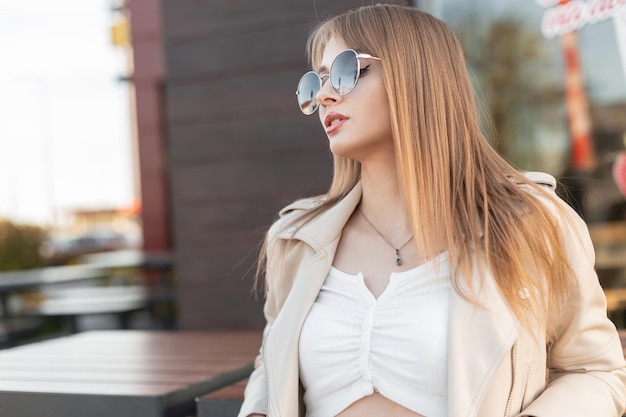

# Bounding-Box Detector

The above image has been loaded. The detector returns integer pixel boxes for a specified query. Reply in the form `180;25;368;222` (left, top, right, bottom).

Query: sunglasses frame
296;49;381;115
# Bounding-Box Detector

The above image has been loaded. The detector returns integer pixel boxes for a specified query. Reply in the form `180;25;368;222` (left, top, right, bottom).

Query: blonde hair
259;4;572;340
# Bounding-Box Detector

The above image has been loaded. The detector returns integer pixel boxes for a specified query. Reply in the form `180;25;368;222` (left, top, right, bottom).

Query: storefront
424;0;626;224
419;0;626;301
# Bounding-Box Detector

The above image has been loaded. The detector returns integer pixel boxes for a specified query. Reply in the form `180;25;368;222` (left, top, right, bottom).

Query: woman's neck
358;162;411;241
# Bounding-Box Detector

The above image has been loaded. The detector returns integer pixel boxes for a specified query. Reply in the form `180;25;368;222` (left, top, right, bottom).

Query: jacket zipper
504;342;518;417
262;336;271;417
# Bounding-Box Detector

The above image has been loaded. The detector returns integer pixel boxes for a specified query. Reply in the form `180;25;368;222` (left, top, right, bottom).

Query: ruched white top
299;253;451;417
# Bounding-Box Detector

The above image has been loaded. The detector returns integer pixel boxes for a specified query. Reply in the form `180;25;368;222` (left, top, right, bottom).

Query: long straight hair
259;4;572;339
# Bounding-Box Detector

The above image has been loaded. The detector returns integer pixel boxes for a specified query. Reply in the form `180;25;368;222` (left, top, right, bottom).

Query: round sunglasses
296;49;381;115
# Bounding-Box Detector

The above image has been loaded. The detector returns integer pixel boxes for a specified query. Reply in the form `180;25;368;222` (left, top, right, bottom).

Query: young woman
238;5;626;417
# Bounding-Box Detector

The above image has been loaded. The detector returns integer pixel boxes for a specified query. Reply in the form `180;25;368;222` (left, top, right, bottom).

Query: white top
299;253;451;417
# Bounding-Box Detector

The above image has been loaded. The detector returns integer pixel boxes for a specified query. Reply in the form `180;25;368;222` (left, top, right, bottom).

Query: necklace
360;210;414;266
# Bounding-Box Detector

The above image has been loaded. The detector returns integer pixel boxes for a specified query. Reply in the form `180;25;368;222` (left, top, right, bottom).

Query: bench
24;286;149;333
0;265;113;345
79;250;176;328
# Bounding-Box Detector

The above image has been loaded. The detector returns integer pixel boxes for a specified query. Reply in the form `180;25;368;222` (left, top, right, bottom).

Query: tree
456;15;567;173
0;219;46;271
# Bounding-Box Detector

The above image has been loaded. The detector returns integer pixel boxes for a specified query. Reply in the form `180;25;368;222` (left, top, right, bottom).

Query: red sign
614;151;626;196
541;0;626;38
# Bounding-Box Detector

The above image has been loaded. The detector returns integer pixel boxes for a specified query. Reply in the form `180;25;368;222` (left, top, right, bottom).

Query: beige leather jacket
238;173;626;417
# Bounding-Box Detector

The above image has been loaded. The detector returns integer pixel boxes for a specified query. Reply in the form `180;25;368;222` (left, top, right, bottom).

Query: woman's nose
316;78;341;109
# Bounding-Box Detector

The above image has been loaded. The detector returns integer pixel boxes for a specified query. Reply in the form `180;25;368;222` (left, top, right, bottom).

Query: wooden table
0;330;261;417
196;378;248;417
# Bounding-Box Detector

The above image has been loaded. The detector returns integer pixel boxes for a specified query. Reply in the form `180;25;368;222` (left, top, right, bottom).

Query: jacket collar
277;183;362;252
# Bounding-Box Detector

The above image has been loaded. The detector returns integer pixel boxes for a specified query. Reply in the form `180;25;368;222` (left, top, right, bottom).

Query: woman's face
316;37;393;163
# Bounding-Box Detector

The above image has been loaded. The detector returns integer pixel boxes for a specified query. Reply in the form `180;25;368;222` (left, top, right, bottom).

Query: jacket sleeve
236;296;275;417
237;207;305;417
237;224;284;417
518;197;626;417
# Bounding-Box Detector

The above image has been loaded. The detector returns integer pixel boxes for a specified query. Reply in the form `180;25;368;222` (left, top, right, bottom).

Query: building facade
127;0;626;330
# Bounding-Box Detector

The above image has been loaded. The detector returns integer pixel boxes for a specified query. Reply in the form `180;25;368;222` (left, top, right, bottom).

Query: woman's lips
325;118;347;134
324;112;348;134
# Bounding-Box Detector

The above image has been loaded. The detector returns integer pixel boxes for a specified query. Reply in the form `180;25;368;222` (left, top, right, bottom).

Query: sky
0;0;134;226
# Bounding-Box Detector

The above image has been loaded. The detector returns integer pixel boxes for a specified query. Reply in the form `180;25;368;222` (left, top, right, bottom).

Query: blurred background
0;0;625;341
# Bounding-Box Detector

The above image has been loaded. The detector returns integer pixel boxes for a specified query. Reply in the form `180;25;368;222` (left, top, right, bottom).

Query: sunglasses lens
296;71;321;115
330;50;358;95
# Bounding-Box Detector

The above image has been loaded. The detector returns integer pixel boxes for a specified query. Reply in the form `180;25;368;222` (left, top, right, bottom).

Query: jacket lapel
277;183;363;248
265;246;336;417
267;184;362;417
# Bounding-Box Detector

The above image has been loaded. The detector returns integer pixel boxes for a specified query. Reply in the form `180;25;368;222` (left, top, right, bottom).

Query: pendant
395;249;402;266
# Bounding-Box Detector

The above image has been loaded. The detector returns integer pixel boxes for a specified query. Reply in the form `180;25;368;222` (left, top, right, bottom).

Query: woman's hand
248;414;266;417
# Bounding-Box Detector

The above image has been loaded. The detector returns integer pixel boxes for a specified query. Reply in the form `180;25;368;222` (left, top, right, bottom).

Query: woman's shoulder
519;171;557;191
267;195;327;239
509;171;557;196
278;196;325;218
507;170;561;214
516;171;592;250
512;171;562;211
514;171;574;216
